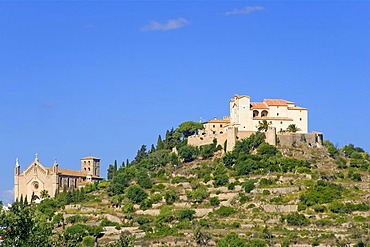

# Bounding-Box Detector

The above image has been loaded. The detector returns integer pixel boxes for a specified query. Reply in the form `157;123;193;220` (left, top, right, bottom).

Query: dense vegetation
1;121;370;246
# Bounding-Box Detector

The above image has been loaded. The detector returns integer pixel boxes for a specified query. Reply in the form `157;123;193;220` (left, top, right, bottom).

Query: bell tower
81;156;100;177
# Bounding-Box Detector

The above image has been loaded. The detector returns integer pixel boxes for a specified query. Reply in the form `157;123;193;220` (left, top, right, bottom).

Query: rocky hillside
55;134;370;247
1;128;369;247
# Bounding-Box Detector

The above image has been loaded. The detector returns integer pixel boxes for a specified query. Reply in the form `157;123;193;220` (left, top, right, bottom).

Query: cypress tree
156;135;164;150
113;160;118;176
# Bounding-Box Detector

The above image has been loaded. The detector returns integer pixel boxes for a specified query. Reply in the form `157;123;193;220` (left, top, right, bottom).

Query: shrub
215;206;235;217
177;209;196;221
82;236;95;247
210;197;220;207
214;173;229;187
187;185;209;203
66;215;88;224
165;189;178;205
139;198;153;210
257;143;277;156
228;183;235;190
100;218;120;227
136;216;150;225
285;212;309;226
352;173;362;181
299;180;343;206
259;178;275;187
242;180;256;193
312;204;325;213
217;232;246;247
151;193;162;203
122;202;134;214
262;190;270;195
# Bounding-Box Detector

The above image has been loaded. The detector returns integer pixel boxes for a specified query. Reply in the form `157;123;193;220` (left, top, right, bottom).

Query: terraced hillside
1;128;369;247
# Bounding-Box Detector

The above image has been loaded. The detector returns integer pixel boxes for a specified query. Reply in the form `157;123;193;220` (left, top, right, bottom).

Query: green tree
178;145;198;162
136;169;153;189
257;120;269;132
134;145;148;163
40;189;50;199
126;185;148;204
257;143;277;156
156;135;165;150
286;124;300;133
176;121;204;138
217;232;246;247
194;226;211;246
285;212;309;226
0;202;54;246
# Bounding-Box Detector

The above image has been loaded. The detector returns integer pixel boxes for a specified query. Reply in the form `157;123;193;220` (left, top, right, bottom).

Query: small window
300;118;302;121
88;167;90;171
220;124;223;127
220;131;223;134
280;121;283;124
277;113;279;116
213;125;215;128
212;131;216;134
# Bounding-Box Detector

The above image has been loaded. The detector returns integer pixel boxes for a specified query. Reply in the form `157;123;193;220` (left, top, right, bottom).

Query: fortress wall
188;133;228;147
278;132;323;147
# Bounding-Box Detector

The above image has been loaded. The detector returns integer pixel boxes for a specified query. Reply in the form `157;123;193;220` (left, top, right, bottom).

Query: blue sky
0;1;369;204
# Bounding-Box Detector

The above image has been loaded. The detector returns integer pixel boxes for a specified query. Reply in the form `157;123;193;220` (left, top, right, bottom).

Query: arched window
261;110;268;117
253;110;259;117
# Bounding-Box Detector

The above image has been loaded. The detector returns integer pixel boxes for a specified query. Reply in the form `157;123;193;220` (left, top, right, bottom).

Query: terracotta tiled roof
81;156;100;160
58;168;102;178
58;169;88;177
234;94;250;99
206;119;231;123
250;102;268;109
263;99;294;106
253;117;293;121
288;106;307;110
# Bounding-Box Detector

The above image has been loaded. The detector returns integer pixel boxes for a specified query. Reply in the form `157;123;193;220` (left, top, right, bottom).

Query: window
300;118;302;121
213;125;215;128
220;131;223;134
220;124;223;127
280;121;283;124
212;131;216;134
33;182;39;190
277;113;279;116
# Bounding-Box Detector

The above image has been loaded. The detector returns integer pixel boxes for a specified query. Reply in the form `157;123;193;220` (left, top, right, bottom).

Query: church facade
14;155;102;201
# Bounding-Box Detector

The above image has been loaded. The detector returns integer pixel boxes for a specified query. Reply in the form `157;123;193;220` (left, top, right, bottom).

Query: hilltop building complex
189;94;322;151
14;155;102;201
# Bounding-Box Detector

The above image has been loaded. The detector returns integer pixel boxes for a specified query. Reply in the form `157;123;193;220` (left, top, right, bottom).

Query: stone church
14;154;103;201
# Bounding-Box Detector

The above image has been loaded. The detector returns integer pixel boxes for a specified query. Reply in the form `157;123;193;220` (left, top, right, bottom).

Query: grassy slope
59;142;370;247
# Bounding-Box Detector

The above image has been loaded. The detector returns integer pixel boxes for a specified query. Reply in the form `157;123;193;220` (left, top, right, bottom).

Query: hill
1;124;369;247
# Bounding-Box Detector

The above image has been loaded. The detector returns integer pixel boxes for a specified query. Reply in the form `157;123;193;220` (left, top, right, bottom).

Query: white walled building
189;94;312;151
230;95;308;133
